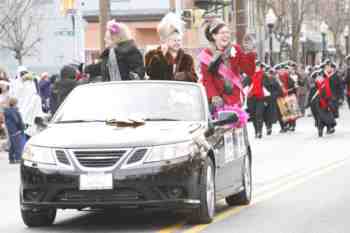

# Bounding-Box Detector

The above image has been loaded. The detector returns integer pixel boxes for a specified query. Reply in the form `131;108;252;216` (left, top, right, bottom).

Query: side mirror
34;116;49;129
205;122;215;137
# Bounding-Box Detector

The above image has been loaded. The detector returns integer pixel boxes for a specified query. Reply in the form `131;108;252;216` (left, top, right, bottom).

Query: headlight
144;142;198;163
22;145;56;165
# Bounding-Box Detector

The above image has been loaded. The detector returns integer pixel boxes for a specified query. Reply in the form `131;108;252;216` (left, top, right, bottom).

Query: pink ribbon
199;50;244;92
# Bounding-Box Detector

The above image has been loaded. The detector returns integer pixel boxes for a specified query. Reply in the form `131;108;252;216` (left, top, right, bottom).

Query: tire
225;152;252;206
21;207;56;227
189;157;216;224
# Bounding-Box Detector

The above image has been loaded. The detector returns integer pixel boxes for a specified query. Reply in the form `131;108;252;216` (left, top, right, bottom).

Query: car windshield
52;82;206;123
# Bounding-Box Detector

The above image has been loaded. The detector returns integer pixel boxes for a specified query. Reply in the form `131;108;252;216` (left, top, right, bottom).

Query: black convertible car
20;81;252;227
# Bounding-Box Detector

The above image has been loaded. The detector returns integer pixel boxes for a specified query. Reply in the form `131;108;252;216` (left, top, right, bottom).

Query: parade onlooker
199;18;256;112
39;72;51;113
10;70;44;138
145;13;197;82
53;65;78;110
85;19;145;81
4;97;26;164
0;68;10;142
49;74;59;115
0;67;9;82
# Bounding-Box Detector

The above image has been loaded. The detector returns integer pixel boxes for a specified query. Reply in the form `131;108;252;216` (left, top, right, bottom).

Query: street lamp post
344;26;349;56
266;8;277;66
320;21;328;62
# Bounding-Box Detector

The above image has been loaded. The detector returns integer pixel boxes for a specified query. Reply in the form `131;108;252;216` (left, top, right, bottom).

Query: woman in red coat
199;19;256;126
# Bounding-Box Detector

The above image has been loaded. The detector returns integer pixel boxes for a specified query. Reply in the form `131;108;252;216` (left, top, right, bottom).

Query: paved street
1;107;350;233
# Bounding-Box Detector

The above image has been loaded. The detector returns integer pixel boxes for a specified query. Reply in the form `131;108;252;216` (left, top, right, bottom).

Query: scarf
108;47;122;81
316;76;332;109
251;70;264;98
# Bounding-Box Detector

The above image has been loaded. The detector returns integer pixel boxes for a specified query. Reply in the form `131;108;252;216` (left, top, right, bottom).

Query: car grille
54;189;144;203
73;150;127;168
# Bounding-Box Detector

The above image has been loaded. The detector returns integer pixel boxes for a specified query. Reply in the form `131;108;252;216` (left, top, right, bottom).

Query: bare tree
0;0;44;65
267;0;317;63
318;0;350;63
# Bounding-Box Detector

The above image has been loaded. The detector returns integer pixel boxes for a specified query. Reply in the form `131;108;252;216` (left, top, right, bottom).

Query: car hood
29;121;205;149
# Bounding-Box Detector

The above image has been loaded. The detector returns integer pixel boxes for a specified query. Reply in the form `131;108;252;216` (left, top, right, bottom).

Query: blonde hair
9;97;18;107
157;13;183;42
107;20;133;44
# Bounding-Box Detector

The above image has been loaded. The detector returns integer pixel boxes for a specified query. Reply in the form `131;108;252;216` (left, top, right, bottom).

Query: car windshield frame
51;81;209;124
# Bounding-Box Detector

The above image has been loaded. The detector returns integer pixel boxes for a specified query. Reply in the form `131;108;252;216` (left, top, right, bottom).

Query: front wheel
21;207;56;227
226;153;252;206
189;157;216;224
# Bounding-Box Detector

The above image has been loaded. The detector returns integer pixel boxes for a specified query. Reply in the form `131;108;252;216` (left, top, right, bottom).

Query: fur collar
100;40;137;58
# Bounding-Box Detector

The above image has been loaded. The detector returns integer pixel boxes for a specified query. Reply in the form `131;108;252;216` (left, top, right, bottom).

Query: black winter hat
60;65;77;80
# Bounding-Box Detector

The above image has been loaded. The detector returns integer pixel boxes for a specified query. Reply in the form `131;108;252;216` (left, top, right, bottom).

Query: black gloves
208;53;223;74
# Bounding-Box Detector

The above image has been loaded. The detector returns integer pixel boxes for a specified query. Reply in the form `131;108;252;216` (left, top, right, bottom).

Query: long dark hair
205;23;226;42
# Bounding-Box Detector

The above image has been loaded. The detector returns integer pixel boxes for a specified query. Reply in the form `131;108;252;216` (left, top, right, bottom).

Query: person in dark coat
321;60;342;118
307;70;336;137
52;65;77;112
39;72;51;113
244;61;269;138
275;63;298;132
85;20;145;81
145;13;197;82
264;67;283;135
49;74;59;115
4;98;26;164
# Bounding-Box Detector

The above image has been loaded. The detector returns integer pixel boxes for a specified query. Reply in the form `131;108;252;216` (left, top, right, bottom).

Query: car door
207;125;243;192
220;127;246;190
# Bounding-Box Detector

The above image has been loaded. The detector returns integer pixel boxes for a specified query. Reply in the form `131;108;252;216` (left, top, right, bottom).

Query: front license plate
80;173;113;190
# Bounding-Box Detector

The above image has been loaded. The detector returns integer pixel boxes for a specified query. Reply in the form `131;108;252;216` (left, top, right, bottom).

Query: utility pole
235;0;247;46
99;0;111;52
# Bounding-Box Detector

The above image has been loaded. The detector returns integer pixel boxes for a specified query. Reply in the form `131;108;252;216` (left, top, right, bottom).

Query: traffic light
60;0;76;15
193;9;205;28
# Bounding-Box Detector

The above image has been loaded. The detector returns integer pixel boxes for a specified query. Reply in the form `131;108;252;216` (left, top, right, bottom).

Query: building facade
82;0;258;62
82;0;170;63
0;0;81;76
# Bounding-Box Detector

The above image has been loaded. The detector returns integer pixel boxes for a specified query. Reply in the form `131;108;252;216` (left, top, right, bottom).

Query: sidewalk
0;139;8;161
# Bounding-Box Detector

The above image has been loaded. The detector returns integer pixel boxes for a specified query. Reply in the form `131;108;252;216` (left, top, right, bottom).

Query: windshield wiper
55;120;106;124
143;118;181;122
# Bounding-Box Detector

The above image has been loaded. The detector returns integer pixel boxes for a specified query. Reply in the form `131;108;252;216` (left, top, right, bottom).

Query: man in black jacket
52;65;77;114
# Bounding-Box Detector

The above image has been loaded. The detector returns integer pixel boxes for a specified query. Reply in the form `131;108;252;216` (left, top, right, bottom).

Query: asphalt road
0;107;349;233
198;152;350;233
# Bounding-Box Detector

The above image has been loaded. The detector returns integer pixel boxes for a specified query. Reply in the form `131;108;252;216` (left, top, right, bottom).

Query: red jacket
316;76;332;109
277;70;289;97
250;69;264;99
201;44;256;106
